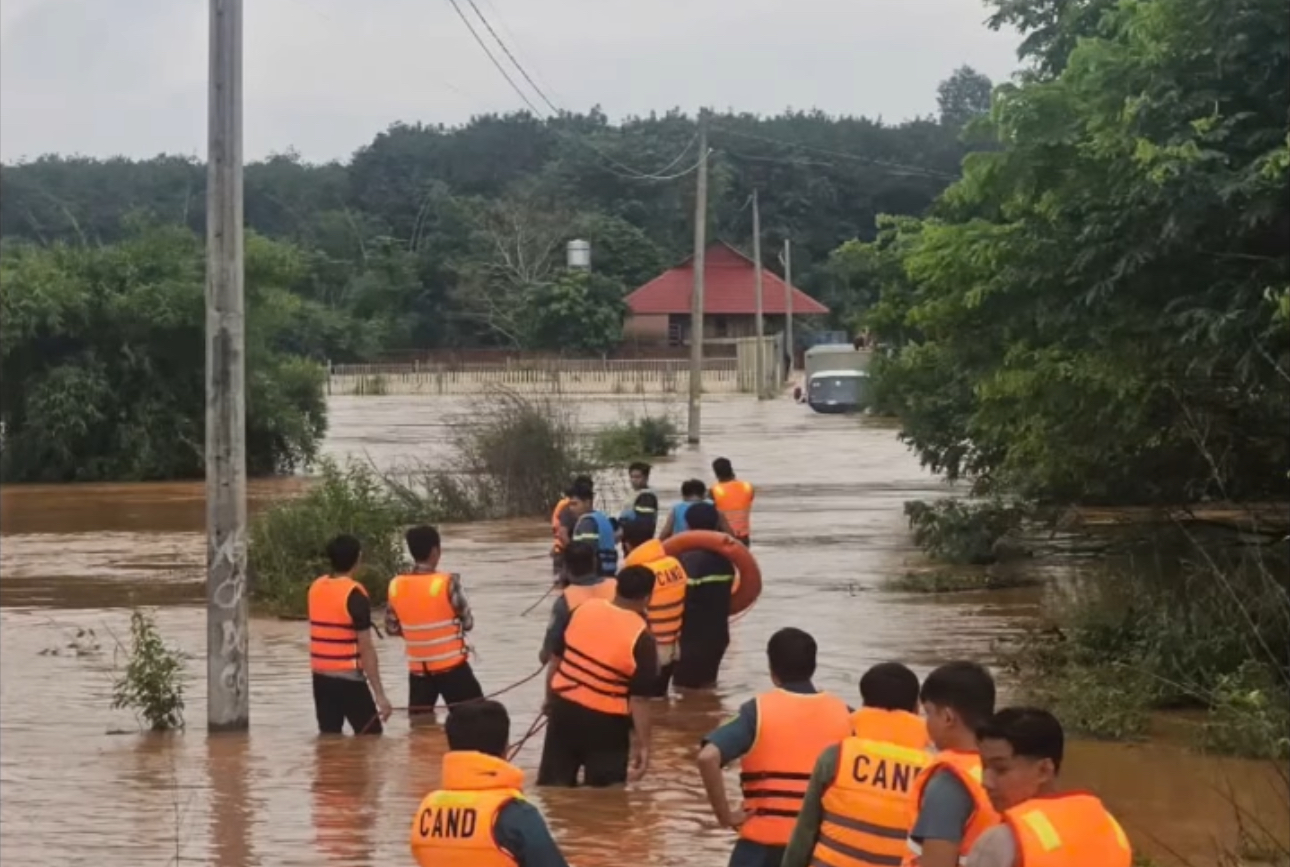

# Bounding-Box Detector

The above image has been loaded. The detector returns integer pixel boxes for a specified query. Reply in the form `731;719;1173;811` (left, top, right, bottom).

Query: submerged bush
111;609;186;732
904;498;1028;564
592;412;680;464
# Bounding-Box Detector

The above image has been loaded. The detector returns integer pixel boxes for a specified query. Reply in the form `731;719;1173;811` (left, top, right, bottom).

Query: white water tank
567;239;591;270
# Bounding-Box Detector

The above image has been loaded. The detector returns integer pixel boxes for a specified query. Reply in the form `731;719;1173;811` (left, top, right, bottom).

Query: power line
712;124;958;181
444;0;545;117
461;0;560;115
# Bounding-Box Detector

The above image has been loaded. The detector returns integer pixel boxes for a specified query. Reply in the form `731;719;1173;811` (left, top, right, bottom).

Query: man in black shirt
672;503;736;690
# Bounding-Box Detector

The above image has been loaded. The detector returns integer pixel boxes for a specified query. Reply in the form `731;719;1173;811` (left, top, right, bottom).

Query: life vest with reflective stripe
563;578;617;610
903;750;1000;866
550;498;571;555
550;599;644;716
624;540;688;647
813;710;934;867
739;688;853;845
1005;792;1132;867
410;750;525;867
712;480;754;537
388;572;468;674
573;510;618;576
308;576;365;673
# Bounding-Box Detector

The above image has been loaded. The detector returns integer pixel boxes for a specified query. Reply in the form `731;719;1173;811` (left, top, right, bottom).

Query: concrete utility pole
687;110;709;444
751;189;767;400
206;0;249;733
783;238;795;373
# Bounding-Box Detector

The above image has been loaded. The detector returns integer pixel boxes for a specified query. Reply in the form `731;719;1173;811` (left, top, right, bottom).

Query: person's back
660;478;709;540
672;502;736;690
411;700;569;867
621;523;689;697
710;457;755;545
968;708;1131;867
540;542;616;666
782;662;933;867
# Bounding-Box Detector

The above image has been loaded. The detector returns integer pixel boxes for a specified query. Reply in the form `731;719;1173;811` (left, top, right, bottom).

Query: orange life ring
661;530;762;617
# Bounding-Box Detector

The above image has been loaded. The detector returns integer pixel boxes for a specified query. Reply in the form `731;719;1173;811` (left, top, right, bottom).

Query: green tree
936;66;995;130
522;269;626;355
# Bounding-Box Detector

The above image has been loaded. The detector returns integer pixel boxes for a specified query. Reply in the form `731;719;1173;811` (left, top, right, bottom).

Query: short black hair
684;501;719;531
712;457;734;480
920;661;996;730
628;461;652;477
571;481;595;503
405;525;441;562
860;662;920;712
767;627;817;682
681;478;707;499
563;541;597;577
615;565;656;600
445;700;510;757
326;534;361;573
977;706;1065;773
621;517;654;547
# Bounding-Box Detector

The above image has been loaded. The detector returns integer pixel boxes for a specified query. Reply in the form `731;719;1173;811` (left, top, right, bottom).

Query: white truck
799;343;872;413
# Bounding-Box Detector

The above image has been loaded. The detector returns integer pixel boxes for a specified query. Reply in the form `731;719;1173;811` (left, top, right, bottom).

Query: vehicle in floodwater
800;343;872;413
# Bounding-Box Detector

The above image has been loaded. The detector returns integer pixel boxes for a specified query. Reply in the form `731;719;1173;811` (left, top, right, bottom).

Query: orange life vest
410;750;525;867
1005;792;1132;867
814;709;934;867
903;749;1000;865
739;689;853;845
563;578;617;610
308;576;366;673
388;572;468;674
711;480;755;537
550;598;645;716
623;540;688;647
551;497;571;555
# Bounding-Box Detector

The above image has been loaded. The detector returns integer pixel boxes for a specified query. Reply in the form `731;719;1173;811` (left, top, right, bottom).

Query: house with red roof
623;242;829;345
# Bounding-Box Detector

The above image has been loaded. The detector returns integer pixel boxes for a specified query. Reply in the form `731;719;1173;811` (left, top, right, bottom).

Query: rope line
358;662;547;735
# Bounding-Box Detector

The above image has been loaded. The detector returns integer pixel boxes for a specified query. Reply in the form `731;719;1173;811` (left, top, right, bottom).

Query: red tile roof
625;242;829;316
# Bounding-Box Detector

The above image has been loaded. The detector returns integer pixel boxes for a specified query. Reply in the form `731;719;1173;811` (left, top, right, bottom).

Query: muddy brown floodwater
1;395;1285;866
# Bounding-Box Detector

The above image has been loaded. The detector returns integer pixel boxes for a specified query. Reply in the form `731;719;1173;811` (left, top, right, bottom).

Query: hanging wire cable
712;124;958;181
444;0;545;117
462;0;561;115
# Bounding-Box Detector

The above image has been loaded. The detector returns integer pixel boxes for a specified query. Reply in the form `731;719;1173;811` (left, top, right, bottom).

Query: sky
0;0;1021;165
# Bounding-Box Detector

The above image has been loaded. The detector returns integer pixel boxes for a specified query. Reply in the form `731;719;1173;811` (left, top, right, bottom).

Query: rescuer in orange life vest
711;457;755;547
538;540;618;666
966;707;1132;867
550;475;593;580
410;699;571;867
537;565;658;788
905;660;1001;867
385;525;484;718
620;516;690;697
307;534;392;735
696;627;853;867
780;661;934;867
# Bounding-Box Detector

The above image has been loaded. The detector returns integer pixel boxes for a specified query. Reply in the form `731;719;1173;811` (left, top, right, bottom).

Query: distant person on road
780;661;932;867
385;525;483;719
411;699;570;867
967;707;1132;866
308;534;392;735
538;541;617;666
711;457;755;547
617;461;660;541
569;481;618;578
550;475;593;581
696;628;852;867
671;502;736;690
538;566;658;788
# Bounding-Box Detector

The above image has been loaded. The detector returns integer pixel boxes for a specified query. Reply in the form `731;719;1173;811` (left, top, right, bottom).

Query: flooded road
1;395;1283;866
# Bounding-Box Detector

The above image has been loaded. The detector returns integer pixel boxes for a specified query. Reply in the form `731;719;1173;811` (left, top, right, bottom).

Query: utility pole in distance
751;188;767;400
687;109;709;444
206;0;249;733
782;238;794;373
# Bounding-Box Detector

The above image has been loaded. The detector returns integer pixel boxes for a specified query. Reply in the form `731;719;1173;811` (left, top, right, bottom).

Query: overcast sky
0;0;1021;164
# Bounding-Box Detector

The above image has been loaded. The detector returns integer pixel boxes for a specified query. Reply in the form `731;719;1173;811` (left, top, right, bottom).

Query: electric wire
712;125;958;181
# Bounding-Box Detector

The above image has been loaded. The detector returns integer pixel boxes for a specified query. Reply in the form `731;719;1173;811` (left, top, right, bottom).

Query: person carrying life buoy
308;534;392;735
568;481;618;578
385;525;483;718
711;457;755;547
670;502;736;690
538;541;618;666
537;567;658;788
410;699;571;867
780;662;933;867
905;661;1002;867
966;707;1132;867
696;628;853;867
621;517;689;697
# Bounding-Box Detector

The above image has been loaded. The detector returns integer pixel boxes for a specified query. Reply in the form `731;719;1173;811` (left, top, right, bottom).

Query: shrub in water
593;413;680;464
904;498;1027;565
111;609;186;732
